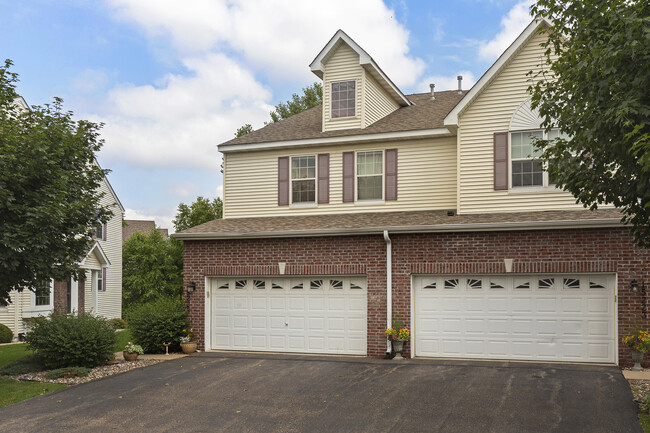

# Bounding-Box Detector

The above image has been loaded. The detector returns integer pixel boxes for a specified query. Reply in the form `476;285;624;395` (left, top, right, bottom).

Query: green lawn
115;329;132;351
0;344;32;367
0;343;66;408
640;413;650;433
0;376;66;407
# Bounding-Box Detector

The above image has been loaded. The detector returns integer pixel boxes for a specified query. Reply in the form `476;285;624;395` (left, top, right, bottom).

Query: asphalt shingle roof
219;91;466;148
174;209;623;239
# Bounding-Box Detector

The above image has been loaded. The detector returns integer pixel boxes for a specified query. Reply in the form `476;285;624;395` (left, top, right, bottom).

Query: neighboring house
173;19;649;366
0;170;124;337
123;219;169;243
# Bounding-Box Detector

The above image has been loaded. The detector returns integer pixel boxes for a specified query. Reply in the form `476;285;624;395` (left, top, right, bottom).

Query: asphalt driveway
0;352;641;432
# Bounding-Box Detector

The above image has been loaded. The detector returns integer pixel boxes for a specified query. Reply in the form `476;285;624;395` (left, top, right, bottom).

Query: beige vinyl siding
458;30;585;214
322;43;363;132
84;251;101;268
0;290;30;336
86;178;122;318
223;136;457;218
363;74;399;127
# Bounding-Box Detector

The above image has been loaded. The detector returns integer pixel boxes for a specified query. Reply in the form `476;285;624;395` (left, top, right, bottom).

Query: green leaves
269;82;322;123
530;0;650;247
173;196;223;232
122;229;183;310
0;60;113;301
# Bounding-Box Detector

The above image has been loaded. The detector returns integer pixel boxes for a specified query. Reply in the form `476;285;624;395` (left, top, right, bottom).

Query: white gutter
218;128;453;153
383;230;392;355
172;218;622;240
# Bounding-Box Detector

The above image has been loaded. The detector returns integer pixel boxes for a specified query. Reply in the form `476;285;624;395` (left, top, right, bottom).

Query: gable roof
80;242;111;267
219;91;465;152
444;18;552;128
310;29;411;107
173;208;622;240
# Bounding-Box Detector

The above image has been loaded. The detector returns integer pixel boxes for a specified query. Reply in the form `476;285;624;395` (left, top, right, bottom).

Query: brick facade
182;227;650;366
53;280;69;314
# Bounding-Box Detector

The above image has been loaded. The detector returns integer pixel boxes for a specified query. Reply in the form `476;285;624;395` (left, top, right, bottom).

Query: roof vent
457;76;463;94
429;83;435;100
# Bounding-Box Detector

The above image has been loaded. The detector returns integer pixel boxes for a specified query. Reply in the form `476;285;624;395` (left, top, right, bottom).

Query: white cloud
106;0;424;87
91;54;273;170
418;71;476;93
124;208;175;232
166;182;199;198
478;1;532;61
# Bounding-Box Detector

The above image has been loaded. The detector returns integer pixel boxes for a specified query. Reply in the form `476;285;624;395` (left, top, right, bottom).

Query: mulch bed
12;359;159;385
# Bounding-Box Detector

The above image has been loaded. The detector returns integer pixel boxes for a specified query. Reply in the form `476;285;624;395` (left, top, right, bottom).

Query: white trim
204;277;211;351
410;274;415;359
219;128;453;153
309;30;411;107
355;149;384;202
80;242;111;267
444;18;551;127
172;218;622;240
290;154;317;205
614;274;619;366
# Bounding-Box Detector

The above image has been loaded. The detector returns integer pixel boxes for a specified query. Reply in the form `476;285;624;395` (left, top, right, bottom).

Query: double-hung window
356;150;383;200
331;81;356;118
510;129;570;188
291;155;316;204
34;280;51;306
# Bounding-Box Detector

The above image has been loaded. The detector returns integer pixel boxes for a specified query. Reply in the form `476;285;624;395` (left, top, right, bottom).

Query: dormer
309;30;412;132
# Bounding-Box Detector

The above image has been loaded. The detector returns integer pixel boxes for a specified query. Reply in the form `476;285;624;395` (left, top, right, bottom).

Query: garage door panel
414;274;615;363
210;277;366;355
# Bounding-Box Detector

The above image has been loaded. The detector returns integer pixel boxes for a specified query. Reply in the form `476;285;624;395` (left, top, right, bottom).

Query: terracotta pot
123;351;139;362
181;341;197;354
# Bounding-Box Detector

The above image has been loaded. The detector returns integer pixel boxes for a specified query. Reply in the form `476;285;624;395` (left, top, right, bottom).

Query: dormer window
331;81;356;118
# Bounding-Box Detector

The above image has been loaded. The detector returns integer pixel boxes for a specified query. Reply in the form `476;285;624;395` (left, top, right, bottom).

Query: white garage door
414;274;616;363
208;277;367;355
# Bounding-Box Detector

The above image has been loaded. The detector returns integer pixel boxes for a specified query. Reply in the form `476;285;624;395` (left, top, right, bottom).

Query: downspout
383;230;392;355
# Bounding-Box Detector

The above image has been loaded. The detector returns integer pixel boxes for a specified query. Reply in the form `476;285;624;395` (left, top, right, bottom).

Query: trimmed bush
109;318;128;330
0;323;13;343
44;367;91;379
127;297;187;353
26;313;117;369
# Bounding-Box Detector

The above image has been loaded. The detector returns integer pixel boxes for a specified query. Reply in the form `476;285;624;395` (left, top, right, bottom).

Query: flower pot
392;339;406;360
631;350;644;371
181;341;197;354
123;351;139;362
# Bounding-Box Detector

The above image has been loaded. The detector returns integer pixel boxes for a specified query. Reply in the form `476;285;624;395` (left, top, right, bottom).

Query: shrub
26;313;117;369
0;323;12;343
641;394;650;414
0;354;45;375
44;367;91;379
127;297;187;353
109;318;128;330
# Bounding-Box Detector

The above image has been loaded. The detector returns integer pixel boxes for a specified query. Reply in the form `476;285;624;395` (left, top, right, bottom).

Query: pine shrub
127;297;187;353
0;323;12;343
25;313;117;369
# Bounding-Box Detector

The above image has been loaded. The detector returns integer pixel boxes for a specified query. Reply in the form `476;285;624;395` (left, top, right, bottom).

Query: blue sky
1;0;532;231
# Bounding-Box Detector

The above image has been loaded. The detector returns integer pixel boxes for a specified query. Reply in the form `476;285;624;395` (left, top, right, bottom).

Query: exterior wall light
631;280;639;293
186;282;196;293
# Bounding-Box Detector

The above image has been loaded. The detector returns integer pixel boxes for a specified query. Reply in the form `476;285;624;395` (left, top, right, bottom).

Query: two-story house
174;19;650;366
0;166;124;338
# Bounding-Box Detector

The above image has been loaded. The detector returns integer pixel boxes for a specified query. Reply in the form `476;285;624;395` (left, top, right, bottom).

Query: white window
331;81;355;118
291;155;316;203
356;150;383;201
510;129;568;188
34;280;51;306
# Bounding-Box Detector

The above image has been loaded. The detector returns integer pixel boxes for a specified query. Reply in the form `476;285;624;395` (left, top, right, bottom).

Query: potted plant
385;326;410;360
622;329;650;371
123;342;144;362
180;328;197;354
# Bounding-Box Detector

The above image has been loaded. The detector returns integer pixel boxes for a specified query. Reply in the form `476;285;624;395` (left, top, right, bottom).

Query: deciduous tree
529;1;650;246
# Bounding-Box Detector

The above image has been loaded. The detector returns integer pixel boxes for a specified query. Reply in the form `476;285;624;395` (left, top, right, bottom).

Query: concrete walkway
623;369;650;380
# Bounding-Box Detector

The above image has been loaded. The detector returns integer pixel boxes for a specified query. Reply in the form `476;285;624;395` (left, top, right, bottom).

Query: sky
0;0;534;232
